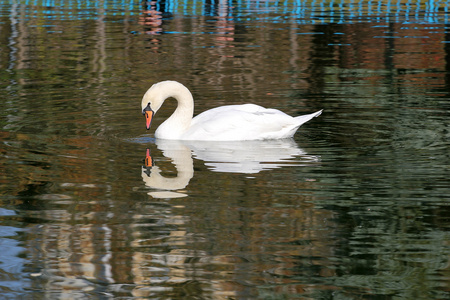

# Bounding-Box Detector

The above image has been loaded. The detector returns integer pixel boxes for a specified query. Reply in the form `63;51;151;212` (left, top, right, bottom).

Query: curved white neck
155;85;194;139
142;141;193;190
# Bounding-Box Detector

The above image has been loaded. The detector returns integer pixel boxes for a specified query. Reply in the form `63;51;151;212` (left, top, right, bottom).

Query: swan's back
182;104;321;141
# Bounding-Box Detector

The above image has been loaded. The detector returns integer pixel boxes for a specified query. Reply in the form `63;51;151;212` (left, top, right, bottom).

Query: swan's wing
184;104;298;140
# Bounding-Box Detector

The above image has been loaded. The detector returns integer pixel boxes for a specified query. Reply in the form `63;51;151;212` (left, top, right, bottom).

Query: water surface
0;1;449;299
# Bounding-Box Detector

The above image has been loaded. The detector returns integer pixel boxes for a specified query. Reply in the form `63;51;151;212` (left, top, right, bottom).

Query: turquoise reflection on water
1;0;449;23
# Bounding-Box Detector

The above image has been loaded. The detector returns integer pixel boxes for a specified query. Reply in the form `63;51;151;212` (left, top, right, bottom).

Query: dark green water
0;1;449;299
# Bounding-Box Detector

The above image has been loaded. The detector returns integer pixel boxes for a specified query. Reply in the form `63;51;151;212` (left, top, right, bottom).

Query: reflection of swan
184;139;319;173
141;140;194;198
141;140;318;199
141;81;322;141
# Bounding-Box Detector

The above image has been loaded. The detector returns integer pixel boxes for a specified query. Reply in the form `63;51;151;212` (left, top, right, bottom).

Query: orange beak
145;149;153;167
145;109;154;130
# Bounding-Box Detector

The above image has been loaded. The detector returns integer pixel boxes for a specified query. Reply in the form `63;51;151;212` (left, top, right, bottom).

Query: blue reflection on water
1;0;449;24
0;208;28;293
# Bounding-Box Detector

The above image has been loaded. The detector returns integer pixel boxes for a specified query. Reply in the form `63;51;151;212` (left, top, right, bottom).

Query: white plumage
141;81;322;141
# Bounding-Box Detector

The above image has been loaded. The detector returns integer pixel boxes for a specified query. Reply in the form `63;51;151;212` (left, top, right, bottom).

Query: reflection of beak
145;109;154;130
143;149;153;177
145;149;153;167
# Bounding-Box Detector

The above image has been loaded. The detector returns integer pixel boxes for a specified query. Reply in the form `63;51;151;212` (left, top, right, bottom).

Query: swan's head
141;80;192;130
141;82;167;130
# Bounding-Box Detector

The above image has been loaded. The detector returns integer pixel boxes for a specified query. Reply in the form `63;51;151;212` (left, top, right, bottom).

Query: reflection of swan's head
141;141;194;198
141;81;193;130
142;149;153;177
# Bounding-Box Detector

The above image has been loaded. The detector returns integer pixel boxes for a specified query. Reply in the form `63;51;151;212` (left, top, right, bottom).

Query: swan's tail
294;109;323;126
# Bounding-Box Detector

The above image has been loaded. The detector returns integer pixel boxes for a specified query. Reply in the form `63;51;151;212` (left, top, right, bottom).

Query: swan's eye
143;103;152;115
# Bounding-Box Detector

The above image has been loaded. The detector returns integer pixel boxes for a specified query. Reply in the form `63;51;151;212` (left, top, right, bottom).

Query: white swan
141;80;322;141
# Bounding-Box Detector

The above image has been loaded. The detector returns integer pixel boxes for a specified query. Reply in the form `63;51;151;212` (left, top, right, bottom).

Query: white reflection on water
142;141;193;198
185;139;319;173
141;138;319;197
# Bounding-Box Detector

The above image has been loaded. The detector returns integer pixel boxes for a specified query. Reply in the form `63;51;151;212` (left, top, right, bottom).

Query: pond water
1;0;449;299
